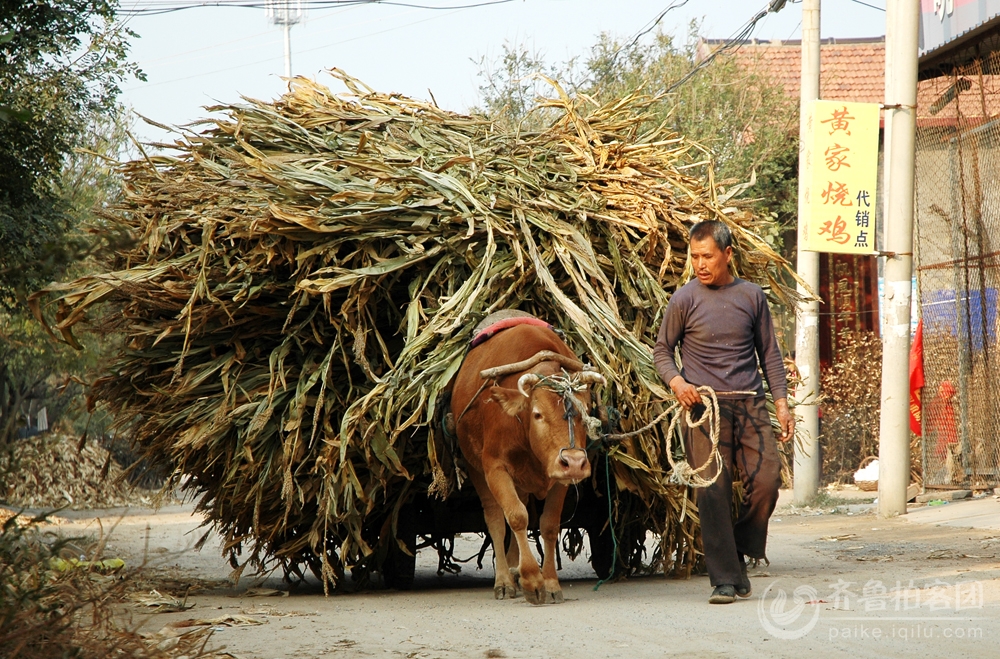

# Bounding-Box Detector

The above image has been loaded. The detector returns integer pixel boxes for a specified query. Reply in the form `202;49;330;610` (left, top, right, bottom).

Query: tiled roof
697;37;1000;124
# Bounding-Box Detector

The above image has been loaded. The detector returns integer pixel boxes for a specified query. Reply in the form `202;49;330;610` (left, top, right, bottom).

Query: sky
117;0;889;143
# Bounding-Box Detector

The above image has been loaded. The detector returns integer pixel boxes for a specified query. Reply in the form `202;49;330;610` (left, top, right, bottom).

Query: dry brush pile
820;331;922;485
0;432;170;509
35;71;795;589
0;515;221;659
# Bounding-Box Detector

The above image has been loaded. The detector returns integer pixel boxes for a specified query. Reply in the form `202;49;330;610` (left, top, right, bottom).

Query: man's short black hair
689;220;733;251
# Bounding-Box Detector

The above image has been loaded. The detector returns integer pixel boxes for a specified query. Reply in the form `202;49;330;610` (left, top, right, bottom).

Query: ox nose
556;449;590;482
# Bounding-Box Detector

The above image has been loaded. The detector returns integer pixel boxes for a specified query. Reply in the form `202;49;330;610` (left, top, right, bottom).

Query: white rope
663;386;724;489
604;386;758;490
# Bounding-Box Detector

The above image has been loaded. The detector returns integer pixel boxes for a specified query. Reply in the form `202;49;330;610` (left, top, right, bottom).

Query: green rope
593;453;618;591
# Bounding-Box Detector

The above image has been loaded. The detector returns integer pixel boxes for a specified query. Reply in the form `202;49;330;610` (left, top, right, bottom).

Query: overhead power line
123;5;462;92
592;0;790;94
847;0;885;11
121;0;515;16
665;0;789;93
601;0;693;73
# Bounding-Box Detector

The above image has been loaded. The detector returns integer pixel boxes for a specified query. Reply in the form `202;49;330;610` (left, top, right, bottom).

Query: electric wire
120;0;515;17
123;5;462;92
664;1;787;94
847;0;885;11
135;3;357;67
601;0;693;74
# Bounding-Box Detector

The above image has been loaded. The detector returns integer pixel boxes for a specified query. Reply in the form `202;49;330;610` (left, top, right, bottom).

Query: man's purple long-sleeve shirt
653;278;788;400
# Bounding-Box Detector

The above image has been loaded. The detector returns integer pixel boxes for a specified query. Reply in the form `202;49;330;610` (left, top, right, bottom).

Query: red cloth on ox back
469;315;552;349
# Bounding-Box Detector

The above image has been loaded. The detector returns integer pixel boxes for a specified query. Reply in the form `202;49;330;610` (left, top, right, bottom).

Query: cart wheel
589;525;617;581
382;539;416;590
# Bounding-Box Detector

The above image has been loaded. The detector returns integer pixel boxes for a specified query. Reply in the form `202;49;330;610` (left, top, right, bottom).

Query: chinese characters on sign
804;101;881;254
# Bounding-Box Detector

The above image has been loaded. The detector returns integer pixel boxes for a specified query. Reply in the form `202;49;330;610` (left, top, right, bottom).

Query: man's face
690;236;734;287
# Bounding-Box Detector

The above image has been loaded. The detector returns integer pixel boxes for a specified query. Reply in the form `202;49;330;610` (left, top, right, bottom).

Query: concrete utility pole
794;0;822;505
284;23;292;79
266;0;303;81
878;0;919;518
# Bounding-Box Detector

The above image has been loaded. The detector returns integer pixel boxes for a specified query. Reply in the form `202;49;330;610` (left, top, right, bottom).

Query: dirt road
45;492;1000;658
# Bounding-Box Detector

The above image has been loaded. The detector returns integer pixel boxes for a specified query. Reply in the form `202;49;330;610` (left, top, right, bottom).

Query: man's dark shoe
709;584;736;604
736;557;752;598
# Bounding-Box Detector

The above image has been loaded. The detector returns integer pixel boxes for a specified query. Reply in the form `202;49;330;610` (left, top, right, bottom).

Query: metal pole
878;0;919;517
284;22;292;79
948;139;971;484
794;0;822;505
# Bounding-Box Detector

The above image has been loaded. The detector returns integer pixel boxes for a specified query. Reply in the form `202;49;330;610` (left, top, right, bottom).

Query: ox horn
576;371;607;387
517;373;542;397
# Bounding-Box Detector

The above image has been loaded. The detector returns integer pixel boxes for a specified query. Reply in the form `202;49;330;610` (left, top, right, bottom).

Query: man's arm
753;291;795;441
654;297;701;409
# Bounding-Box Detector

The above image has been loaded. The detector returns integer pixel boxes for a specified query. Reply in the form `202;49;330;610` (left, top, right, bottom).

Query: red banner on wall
909;319;925;435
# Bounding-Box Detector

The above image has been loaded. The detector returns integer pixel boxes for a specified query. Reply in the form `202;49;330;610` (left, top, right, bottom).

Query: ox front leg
486;471;546;605
539;483;568;603
469;471;520;599
504;494;528;586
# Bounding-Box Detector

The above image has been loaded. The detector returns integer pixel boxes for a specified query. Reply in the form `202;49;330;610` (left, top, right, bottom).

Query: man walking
653;220;794;604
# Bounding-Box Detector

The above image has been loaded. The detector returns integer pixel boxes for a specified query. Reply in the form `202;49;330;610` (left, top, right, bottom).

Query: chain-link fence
915;51;1000;488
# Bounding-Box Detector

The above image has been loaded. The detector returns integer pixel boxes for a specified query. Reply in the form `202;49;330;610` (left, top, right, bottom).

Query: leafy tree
0;0;142;306
473;44;564;131
0;111;129;446
0;1;139;444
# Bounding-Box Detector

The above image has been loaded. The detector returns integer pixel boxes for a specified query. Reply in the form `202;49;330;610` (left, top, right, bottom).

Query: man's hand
669;376;702;410
775;397;795;442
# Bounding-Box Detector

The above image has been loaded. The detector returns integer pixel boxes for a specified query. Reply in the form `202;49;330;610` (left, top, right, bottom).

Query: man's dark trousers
684;396;782;587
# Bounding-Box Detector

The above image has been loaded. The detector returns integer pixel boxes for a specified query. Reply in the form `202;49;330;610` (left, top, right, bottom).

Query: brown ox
451;322;604;604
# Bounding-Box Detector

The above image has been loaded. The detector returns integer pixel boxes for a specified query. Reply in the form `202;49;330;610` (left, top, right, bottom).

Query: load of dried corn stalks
34;71;795;589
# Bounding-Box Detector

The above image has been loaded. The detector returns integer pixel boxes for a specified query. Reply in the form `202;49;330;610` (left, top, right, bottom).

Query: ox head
490;366;606;484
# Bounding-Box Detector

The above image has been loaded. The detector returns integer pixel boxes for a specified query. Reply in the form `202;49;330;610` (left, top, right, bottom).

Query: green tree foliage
474;44;563;131
0;113;131;446
0;116;128;446
474;27;799;232
0;1;139;445
0;0;142;305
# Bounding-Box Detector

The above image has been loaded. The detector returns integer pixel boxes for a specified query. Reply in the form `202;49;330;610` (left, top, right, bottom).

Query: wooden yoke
479;350;584;380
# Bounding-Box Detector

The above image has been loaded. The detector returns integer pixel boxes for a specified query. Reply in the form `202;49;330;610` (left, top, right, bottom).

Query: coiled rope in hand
601;385;758;490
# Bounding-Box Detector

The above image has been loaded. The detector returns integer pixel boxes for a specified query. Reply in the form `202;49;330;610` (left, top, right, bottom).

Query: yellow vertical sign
804;100;880;254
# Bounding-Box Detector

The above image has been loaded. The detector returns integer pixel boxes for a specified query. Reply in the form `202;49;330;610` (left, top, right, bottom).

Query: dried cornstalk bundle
0;433;164;510
35;72;796;589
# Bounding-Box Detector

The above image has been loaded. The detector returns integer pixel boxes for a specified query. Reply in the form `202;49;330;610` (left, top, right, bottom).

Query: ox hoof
494;583;520;600
523;587;563;605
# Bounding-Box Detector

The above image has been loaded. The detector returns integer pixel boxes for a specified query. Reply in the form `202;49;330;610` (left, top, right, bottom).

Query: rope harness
520;371;605;458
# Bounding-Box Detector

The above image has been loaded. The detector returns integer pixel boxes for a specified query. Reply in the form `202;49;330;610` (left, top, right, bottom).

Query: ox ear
490;386;528;417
